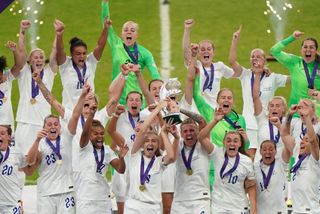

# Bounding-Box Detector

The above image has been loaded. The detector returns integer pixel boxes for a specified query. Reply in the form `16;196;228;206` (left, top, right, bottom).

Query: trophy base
163;113;182;124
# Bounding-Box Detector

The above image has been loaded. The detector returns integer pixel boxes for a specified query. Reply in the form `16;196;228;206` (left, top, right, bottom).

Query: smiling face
250;49;265;71
223;132;242;157
260;140;277;165
301;39;318;63
82;92;98;119
29;49;46;70
198;40;214;66
43;116;61;141
268;97;286;118
121;21;138;47
217;89;234;115
126;92;142;116
143;132;159;158
90;125;105;149
71;46;87;68
0;126;11;151
181;122;198;147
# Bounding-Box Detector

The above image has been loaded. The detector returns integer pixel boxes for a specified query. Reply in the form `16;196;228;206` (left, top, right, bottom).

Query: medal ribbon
260;159;275;189
140;154;155;186
202;63;215;92
80;114;85;129
128;112;140;129
93;145;105;173
290;154;309;174
31;68;44;99
302;60;318;89
0;90;4;106
268;119;281;143
223;110;241;129
45;136;62;161
123;43;139;64
299;124;307;140
250;72;265;97
72;60;87;89
181;143;197;171
220;153;240;179
0;147;10;165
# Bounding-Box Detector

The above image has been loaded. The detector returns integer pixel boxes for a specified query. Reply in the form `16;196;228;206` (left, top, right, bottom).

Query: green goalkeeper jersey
270;35;320;117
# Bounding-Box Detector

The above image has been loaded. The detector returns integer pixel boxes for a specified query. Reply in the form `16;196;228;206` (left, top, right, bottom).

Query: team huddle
0;0;320;214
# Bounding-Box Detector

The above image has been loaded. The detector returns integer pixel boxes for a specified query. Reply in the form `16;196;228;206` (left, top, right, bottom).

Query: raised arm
182;19;194;66
252;72;262;116
108;63;129;99
131;101;167;154
5;41;23;77
54;19;67;65
228;25;243;76
18;20;31;64
27;129;47;166
107;104;126;148
303;104;319;160
49;35;58;73
161;122;178;165
185;43;198;105
68;83;91;135
32;70;65;117
132;64;154;105
79;105;96;148
93;17;112;61
110;144;128;174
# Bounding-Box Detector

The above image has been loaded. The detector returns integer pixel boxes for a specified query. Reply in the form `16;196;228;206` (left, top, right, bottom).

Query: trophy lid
159;78;182;100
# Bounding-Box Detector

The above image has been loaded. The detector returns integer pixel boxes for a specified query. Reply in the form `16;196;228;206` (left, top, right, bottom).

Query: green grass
0;0;319;183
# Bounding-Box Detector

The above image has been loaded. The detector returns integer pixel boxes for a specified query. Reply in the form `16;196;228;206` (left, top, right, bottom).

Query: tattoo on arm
286;113;293;125
180;108;204;123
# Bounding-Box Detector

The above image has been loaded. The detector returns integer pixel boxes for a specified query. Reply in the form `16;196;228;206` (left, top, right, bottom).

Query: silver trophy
159;78;182;124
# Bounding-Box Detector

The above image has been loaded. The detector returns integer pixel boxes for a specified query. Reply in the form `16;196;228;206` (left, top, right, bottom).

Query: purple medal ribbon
123;43;139;64
93;145;105;173
31;68;44;99
260;159;275;189
299;124;307;140
290;154;309;174
80;114;85;129
0;90;4;106
268;118;282;144
128;112;140;129
223;110;241;130
72;60;87;89
0;147;10;165
250;72;265;97
45;136;62;161
140;153;155;186
302;60;318;89
220;153;240;179
181;143;197;171
202;63;214;92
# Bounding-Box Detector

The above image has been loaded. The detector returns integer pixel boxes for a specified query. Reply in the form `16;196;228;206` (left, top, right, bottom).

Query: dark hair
92;119;104;130
126;91;143;103
302;37;320;63
0;56;7;72
259;140;277;151
0;125;12;136
148;79;164;91
69;37;87;54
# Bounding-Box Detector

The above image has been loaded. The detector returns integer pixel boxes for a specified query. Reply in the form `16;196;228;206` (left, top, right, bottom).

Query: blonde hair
269;96;288;116
122;21;139;32
198;39;215;50
250;48;272;76
28;48;45;63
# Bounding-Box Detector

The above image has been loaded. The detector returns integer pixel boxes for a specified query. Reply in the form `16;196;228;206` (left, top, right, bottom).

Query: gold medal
186;169;193;176
1;97;7;103
30;98;36;105
56;159;62;165
139;184;146;191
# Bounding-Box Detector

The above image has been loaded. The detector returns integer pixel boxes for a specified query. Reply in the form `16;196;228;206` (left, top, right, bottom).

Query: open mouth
228;147;236;151
50;129;57;134
132;106;137;110
146;146;154;151
126;36;132;41
36;64;43;68
271;112;278;116
305;54;312;58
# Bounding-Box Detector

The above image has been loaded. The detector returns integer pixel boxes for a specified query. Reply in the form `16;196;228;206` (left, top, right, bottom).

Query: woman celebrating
198;111;257;214
124;101;177;213
270;31;320;117
101;0;161;105
229;25;289;157
54;17;111;110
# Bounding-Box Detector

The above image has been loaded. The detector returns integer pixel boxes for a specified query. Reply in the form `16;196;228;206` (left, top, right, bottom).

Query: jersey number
13;206;21;214
227;174;238;184
65;197;75;208
1;165;13;175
